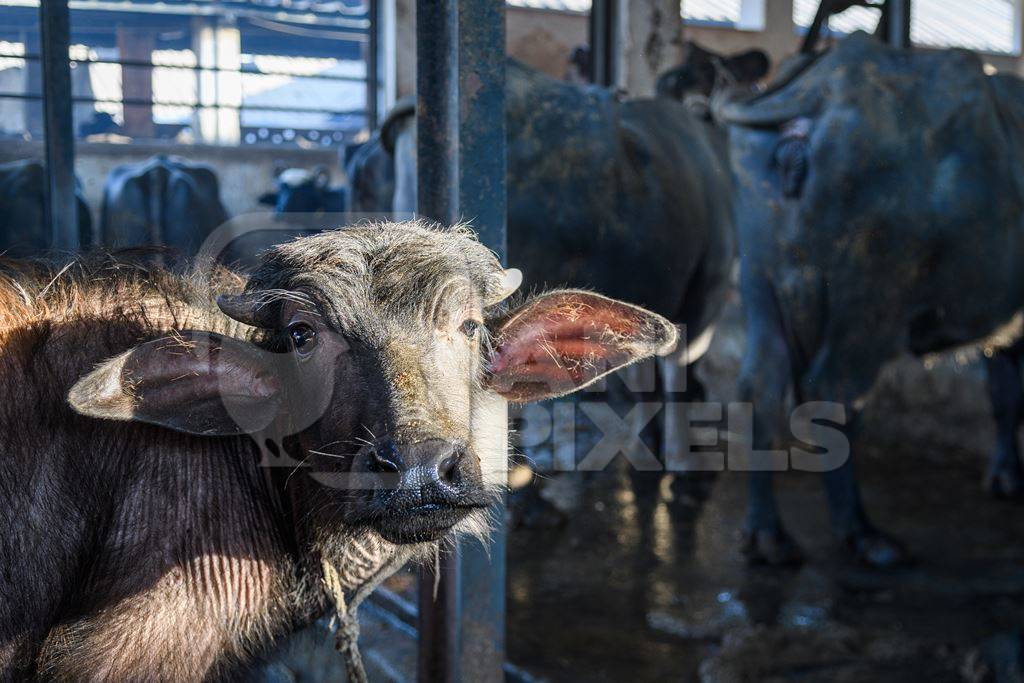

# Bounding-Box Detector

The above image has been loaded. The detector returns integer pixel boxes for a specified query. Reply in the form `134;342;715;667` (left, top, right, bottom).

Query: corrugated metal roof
505;0;743;22
912;0;1015;54
794;0;1017;54
683;0;742;24
505;0;590;13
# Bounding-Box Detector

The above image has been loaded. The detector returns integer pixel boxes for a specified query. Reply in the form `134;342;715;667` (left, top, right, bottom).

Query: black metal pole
588;0;618;87
365;0;380;130
886;0;911;49
39;0;79;251
801;0;835;54
415;1;507;682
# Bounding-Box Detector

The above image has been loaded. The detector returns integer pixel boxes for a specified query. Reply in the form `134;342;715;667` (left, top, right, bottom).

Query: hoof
844;531;912;569
985;467;1024;499
741;529;804;567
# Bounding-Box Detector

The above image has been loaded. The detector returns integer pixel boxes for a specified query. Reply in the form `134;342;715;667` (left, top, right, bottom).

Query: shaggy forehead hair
245;221;505;330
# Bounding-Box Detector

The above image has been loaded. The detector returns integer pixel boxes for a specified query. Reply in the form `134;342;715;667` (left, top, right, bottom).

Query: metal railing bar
0;0;370;30
0;91;366;116
367;588;418;629
83;57;370;82
1;53;370;84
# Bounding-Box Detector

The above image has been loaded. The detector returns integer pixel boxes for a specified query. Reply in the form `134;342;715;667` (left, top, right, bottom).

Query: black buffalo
656;41;770;112
100;155;229;257
259;165;347;215
723;32;1024;567
343;100;409;215
0;159;92;254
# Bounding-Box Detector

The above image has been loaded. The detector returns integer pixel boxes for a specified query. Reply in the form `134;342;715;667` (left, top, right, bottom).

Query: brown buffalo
0;221;675;681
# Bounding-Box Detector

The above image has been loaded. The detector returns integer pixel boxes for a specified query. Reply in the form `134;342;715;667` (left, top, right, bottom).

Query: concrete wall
391;0;798;100
503;1;795;95
0;140;339;227
392;4;590;98
394;0;417;99
507;6;589;81
617;0;686;97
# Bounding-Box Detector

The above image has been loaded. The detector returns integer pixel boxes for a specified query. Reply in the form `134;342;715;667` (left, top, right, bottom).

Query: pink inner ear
488;294;647;401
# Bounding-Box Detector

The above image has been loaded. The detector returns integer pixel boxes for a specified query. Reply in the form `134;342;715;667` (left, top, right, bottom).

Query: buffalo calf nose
399;439;467;491
370;440;478;491
370;440;402;474
363;439;481;499
438;449;464;487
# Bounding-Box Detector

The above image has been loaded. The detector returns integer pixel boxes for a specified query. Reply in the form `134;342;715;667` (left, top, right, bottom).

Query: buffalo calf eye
459;319;481;338
288;323;318;353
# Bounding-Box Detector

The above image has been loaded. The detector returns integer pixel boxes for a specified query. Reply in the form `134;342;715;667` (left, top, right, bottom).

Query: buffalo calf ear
485;290;678;403
69;330;282;436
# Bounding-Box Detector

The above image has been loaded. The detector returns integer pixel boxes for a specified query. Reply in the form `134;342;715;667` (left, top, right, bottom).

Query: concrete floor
506;452;1024;682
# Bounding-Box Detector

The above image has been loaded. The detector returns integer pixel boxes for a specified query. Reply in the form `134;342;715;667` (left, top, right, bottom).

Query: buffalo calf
0;220;675;680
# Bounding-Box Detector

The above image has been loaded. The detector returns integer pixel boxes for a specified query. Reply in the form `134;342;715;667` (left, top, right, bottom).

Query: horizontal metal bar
0;0;370;30
367;587;418;629
0;91;365;116
2;53;369;84
362;600;419;641
77;56;369;82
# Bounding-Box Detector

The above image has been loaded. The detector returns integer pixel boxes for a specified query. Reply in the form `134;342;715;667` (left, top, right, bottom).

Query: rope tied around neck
322;560;368;683
320;542;424;682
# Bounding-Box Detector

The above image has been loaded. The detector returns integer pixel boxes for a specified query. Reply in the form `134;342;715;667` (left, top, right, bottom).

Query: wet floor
507;453;1024;682
504;301;1024;683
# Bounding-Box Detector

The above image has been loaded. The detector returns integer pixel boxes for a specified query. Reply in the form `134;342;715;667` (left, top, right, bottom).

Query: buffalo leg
737;312;802;566
984;344;1024;497
624;357;667;515
658;346;691;474
627;351;713;512
665;361;718;509
803;346;910;568
819;421;908;567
